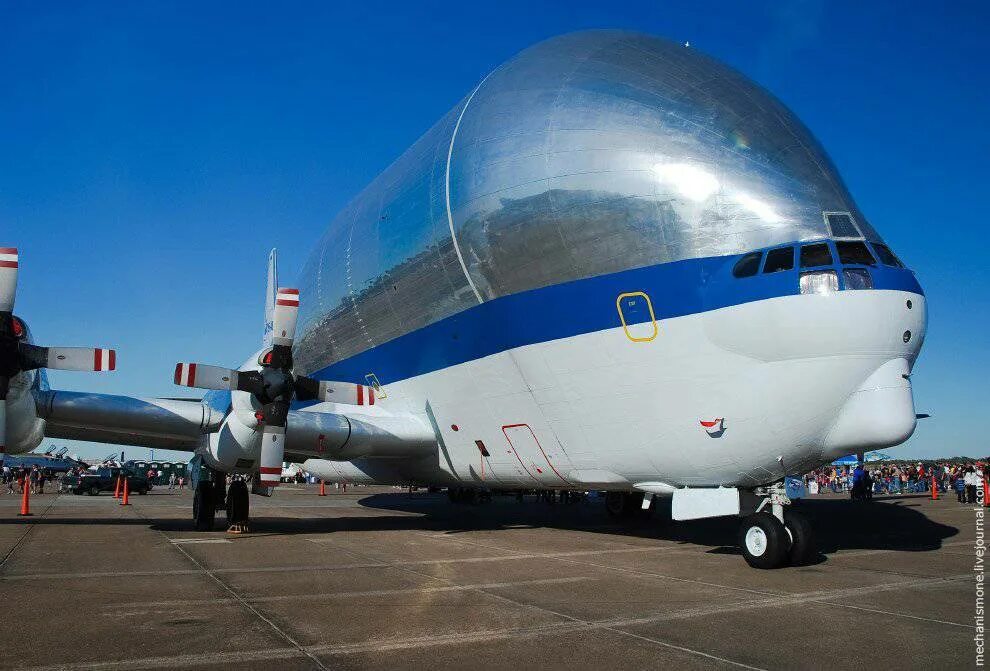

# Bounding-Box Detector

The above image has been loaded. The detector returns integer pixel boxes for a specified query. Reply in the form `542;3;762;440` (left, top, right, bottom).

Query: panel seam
445;71;495;304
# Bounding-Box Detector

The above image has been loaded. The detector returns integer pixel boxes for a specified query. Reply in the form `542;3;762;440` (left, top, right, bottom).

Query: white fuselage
302;288;925;490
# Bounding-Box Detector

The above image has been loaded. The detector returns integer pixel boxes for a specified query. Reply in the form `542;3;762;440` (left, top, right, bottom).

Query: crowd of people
805;461;987;503
2;465;57;495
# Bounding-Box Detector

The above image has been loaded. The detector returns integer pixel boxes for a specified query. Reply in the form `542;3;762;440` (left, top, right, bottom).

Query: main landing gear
193;473;251;533
738;483;816;569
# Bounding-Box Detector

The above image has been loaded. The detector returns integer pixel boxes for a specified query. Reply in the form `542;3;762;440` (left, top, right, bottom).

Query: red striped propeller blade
45;347;116;371
258;424;284;487
272;287;299;347
0;248;18;313
173;363;238;390
294;377;376;406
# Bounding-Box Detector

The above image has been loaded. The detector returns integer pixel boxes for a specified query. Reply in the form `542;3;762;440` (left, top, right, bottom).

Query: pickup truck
64;467;152;496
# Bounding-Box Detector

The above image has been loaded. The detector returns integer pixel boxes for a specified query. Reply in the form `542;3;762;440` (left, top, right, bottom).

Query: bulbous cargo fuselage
294;31;925;489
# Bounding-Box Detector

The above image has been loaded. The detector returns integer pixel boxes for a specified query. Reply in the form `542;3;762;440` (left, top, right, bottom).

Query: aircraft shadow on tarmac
354;493;961;566
0;493;959;565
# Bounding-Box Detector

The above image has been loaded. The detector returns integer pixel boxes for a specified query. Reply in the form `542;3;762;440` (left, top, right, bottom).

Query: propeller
172;286;377;487
0;248;117;465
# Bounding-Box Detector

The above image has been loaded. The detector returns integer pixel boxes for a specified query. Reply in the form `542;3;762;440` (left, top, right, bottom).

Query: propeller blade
258;400;289;487
0;248;18;313
272;288;299;347
295;377;376;406
173;363;238;390
23;346;117;371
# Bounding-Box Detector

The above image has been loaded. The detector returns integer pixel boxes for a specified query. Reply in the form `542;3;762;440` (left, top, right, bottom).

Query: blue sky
1;0;986;461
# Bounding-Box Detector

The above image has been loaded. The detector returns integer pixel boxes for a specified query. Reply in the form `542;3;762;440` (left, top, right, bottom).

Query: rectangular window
836;241;876;265
824;212;862;239
762;247;794;273
872;243;904;268
800;243;833;268
843;268;874;290
800;270;839;295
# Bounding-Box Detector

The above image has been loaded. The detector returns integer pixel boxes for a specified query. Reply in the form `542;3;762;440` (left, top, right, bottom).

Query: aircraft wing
34;388;436;461
35;390;224;451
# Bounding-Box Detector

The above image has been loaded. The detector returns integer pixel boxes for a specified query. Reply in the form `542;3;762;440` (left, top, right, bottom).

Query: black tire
783;509;816;566
138;487;148;495
88;485;100;496
738;513;788;569
193;481;216;532
226;480;249;524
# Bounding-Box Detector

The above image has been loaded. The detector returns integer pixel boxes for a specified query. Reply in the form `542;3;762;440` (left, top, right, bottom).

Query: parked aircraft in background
0;31;926;568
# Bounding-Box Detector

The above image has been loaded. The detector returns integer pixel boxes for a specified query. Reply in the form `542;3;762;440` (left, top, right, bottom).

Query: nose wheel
738;483;817;568
739;513;788;568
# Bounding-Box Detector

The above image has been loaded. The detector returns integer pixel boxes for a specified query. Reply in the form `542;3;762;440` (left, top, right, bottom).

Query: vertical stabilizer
263;248;278;347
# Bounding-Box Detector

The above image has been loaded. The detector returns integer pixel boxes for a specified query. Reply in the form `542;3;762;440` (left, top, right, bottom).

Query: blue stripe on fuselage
304;246;923;390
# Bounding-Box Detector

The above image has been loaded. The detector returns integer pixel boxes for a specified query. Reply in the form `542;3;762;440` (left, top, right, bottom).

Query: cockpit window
836;241;876;266
762;247;794;273
843;268;874;290
824;212;862;239
872;243;904;268
800;243;833;268
732;252;762;278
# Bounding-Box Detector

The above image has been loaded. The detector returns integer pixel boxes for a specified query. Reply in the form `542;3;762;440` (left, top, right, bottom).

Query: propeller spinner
172;285;369;486
0;248;117;464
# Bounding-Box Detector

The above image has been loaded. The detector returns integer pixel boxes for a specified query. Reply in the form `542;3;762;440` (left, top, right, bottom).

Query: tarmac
0;484;979;670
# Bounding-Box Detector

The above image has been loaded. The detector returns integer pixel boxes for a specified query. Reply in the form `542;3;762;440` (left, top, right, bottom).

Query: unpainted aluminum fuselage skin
291;31;926;489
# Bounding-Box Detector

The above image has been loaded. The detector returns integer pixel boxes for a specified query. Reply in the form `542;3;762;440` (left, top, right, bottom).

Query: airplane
0;30;926;568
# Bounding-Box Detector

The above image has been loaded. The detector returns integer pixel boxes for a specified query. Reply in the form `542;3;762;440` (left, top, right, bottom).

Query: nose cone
823;358;916;458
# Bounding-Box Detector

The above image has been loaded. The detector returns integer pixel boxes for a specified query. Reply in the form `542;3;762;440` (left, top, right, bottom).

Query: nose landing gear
738;483;817;569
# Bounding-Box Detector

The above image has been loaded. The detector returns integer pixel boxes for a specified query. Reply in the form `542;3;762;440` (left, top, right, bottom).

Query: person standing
956;470;968;503
965;467;978;504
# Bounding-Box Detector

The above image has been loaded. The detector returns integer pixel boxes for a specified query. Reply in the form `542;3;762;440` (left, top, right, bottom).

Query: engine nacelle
203;406;261;473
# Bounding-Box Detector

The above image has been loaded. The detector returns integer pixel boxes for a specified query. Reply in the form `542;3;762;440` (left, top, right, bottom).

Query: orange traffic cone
931;474;938;500
119;477;130;506
18;476;32;516
113;475;122;499
319;480;326;496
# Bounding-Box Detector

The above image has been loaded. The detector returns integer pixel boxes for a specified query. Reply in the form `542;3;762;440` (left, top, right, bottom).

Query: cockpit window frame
761;246;795;274
822;211;864;240
732;251;763;278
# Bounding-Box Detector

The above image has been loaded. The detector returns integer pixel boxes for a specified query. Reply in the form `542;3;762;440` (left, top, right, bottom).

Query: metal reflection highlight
295;30;883;375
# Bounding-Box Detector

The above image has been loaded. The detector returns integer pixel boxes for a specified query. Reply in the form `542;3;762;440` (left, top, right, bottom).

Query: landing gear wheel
738;513;788;569
605;492;645;517
225;480;250;532
193;481;216;532
783;509;816;566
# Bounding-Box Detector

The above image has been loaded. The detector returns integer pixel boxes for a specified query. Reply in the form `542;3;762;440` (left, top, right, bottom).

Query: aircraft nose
822;357;917;458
